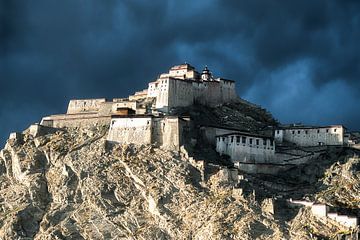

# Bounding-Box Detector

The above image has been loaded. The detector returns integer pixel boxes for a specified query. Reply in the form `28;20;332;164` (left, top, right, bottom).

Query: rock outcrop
0;122;359;239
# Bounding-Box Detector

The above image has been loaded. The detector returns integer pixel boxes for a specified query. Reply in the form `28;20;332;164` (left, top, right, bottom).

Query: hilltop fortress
36;63;359;172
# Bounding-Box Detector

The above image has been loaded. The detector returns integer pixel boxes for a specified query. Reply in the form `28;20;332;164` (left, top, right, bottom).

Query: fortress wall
203;81;222;106
277;126;344;146
107;116;187;151
98;102;114;116
107;117;152;145
168;79;193;110
67;98;107;114
217;134;275;163
220;80;237;103
160;117;189;151
41;114;111;128
235;162;293;175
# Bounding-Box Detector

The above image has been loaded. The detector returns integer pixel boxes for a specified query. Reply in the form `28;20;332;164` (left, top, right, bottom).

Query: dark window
231;136;234;142
292;131;295;134
305;130;308;134
317;130;320;133
270;140;273;146
242;137;246;144
326;129;329;133
222;137;225;141
334;128;337;132
263;139;267;145
276;130;280;134
236;136;240;143
249;138;253;145
256;139;259;145
298;130;301;134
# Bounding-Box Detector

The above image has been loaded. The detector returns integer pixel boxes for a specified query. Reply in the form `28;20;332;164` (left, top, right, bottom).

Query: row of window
277;128;338;135
218;136;274;146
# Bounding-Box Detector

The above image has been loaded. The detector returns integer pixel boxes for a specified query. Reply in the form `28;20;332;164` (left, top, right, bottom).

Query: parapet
67;98;107;114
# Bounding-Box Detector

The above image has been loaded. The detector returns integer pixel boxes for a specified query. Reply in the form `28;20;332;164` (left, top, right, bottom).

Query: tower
201;66;212;81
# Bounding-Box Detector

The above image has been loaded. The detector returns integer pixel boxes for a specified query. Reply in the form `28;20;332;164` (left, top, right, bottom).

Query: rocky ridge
0;103;359;239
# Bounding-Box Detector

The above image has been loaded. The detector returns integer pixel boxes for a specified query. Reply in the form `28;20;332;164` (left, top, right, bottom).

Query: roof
276;125;346;130
110;115;187;120
216;131;274;140
170;63;195;70
218;78;235;83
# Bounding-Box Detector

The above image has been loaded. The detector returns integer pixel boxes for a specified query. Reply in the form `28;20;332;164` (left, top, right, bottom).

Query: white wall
107;117;153;145
277;126;344;146
67;99;107;114
107;116;188;150
146;66;238;112
216;134;275;163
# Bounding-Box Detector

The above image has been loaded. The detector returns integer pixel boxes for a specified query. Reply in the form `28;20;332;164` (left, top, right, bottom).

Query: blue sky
1;0;360;146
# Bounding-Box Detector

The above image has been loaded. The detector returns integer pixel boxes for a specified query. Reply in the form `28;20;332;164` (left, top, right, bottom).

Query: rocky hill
0;103;359;239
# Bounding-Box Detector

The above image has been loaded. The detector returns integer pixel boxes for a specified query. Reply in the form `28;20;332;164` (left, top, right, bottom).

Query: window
249;138;253;145
305;130;308;134
292;131;295;134
334;128;337;132
236;136;240;143
222;137;225;141
270;140;273;146
242;136;246;144
298;130;301;134
326;129;329;133
317;130;320;133
256;139;259;145
231;136;234;143
263;139;267;145
276;130;280;134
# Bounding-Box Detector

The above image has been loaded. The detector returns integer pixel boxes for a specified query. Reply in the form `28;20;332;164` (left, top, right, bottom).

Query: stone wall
41;114;111;128
216;133;275;163
67;99;107;114
146;65;237;112
234;162;293;175
107;117;152;145
107;116;189;151
287;200;358;229
168;78;194;110
275;126;344;146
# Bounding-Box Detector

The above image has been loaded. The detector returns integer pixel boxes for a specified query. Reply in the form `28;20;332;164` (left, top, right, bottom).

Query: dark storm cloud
1;0;360;146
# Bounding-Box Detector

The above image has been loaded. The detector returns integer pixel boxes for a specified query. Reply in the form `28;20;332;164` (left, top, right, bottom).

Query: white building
146;64;237;112
107;115;190;151
216;132;275;163
274;125;345;146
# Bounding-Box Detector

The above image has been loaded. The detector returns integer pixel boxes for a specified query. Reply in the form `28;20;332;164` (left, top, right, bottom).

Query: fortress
36;63;358;169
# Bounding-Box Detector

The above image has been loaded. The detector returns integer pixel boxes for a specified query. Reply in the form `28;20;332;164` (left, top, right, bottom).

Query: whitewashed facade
107;116;189;150
274;125;345;146
146;64;237;112
216;132;275;163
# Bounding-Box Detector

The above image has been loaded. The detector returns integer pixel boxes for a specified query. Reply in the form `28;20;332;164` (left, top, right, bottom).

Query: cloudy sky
1;0;359;146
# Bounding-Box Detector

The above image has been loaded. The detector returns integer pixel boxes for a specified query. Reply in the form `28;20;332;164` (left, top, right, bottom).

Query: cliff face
0;124;359;239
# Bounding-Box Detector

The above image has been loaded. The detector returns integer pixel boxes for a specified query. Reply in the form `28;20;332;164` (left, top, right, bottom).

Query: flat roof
216;131;274;139
277;125;346;130
110;115;187;120
170;63;195;70
218;78;235;83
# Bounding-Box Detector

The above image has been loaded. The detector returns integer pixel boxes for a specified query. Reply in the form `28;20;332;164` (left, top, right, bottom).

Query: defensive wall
107;115;190;151
216;132;275;163
275;125;345;146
